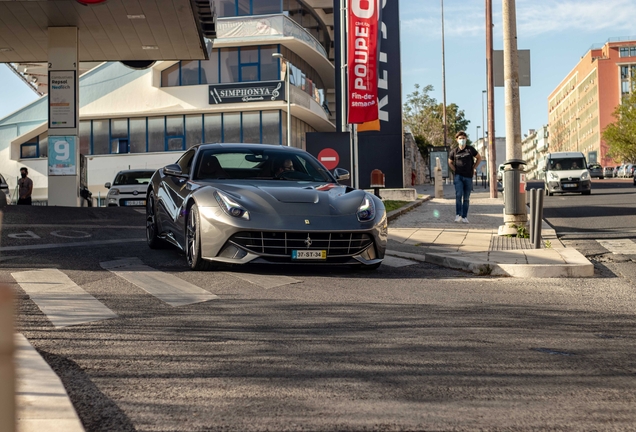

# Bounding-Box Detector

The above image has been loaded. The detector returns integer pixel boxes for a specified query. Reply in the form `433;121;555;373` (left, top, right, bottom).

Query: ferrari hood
199;181;368;216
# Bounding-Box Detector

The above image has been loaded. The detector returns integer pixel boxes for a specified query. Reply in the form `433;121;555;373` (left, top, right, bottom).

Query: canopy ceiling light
76;0;108;5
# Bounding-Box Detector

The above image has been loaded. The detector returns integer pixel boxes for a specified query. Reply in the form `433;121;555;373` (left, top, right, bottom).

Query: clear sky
2;0;636;142
400;0;636;141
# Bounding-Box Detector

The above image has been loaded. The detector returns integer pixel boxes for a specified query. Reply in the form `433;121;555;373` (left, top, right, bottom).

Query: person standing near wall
448;131;481;223
18;167;33;205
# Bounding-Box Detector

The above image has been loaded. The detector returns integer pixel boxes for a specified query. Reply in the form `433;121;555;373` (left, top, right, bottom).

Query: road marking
12;269;117;328
8;231;41;239
226;272;301;289
382;256;418;268
100;258;218;306
50;230;91;239
0;238;145;252
597;239;636;255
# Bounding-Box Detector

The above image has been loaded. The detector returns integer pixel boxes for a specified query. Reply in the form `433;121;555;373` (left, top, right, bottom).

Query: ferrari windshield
194;147;335;182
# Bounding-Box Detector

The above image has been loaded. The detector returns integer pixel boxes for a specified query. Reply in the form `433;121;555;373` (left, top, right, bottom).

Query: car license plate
292;250;326;260
562;183;577;188
125;200;146;206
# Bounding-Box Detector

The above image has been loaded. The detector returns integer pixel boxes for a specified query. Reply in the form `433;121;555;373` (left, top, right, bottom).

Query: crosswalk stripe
12;269;118;328
597;239;636;255
100;258;218;306
226;272;301;289
382;256;418;268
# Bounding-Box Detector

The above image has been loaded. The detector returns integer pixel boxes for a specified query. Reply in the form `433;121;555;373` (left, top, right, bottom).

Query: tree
602;90;636;163
403;84;471;154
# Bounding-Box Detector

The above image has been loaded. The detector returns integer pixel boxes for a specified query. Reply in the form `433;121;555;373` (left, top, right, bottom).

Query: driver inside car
275;159;294;176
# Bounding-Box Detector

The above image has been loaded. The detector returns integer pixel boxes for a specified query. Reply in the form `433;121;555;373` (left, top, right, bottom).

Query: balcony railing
216;14;327;58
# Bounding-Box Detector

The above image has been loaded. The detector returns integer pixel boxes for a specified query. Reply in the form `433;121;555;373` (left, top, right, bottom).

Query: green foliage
544;240;552;249
383;200;410;213
403;84;471;150
602;89;636;163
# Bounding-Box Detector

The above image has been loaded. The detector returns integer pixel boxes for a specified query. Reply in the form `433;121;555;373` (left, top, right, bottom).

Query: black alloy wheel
146;190;163;249
185;203;213;271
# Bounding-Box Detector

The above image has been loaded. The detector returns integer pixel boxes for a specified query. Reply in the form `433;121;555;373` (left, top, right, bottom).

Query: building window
161;63;180;86
148;117;165;153
110;118;129;154
129;118;147;153
185;115;204;148
166;115;185;151
92;120;110;155
79;121;91;155
162;45;281;86
620;47;630;57
20;137;39;158
213;0;282;17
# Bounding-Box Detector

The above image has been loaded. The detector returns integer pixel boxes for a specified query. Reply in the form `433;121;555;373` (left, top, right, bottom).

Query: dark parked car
0;173;10;206
587;163;604;179
146;143;387;270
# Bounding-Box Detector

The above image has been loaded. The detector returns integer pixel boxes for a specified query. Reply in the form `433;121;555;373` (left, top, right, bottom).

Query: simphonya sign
209;81;285;104
347;0;379;124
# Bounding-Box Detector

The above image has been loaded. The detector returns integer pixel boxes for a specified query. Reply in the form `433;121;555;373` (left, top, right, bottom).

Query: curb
386;196;431;223
386;248;594;278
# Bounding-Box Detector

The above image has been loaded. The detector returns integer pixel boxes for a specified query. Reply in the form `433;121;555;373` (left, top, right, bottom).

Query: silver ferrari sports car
146;143;387;270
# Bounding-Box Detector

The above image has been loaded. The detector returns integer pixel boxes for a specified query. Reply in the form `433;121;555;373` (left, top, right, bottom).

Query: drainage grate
489;236;536;251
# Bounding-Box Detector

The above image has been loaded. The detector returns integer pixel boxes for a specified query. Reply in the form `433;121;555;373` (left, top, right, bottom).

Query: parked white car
105;169;155;207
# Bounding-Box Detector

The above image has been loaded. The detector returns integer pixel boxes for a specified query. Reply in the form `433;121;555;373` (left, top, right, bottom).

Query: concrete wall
403;132;428;186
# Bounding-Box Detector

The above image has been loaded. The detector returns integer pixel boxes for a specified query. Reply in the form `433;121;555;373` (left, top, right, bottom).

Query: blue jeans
454;174;473;218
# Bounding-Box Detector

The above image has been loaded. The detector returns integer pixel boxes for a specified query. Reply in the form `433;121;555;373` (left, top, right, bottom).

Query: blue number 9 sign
48;136;77;176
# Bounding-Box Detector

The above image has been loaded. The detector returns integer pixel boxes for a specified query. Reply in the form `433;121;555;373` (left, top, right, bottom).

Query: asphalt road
526;177;636;238
3;205;636;431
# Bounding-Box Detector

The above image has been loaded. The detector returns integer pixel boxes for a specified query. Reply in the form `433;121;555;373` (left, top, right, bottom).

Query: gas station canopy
0;0;216;63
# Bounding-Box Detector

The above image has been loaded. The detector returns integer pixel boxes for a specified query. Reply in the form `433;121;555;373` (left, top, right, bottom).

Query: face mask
21;173;27;178
458;139;467;147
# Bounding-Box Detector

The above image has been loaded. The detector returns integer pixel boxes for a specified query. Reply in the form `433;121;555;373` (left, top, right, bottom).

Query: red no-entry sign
318;148;340;170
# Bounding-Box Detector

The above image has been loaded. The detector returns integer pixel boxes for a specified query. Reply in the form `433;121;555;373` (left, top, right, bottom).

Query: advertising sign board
48;71;77;129
209;81;285;104
48;136;77;176
347;0;379;124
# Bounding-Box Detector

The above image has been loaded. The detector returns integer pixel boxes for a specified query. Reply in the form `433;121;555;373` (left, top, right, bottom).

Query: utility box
370;169;385;198
503;159;527;214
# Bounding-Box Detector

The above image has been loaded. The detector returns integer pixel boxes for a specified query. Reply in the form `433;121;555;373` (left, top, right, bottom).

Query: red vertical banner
347;0;379;124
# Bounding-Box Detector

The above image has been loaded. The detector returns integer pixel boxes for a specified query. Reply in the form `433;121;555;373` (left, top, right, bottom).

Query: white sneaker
461;217;470;224
454;215;461;223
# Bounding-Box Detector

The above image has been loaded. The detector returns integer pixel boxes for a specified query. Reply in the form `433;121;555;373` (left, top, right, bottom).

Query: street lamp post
273;53;291;146
476;125;481;144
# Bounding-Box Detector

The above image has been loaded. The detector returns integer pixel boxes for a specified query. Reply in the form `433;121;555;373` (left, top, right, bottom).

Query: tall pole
486;0;497;198
273;53;292;146
441;0;448;146
482;89;487;177
503;0;522;161
501;0;527;234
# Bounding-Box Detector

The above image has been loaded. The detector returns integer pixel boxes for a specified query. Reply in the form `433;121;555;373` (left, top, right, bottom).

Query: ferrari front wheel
186;204;213;271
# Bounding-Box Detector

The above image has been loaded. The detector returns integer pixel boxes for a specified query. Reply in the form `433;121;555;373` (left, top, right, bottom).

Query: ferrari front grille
229;232;374;257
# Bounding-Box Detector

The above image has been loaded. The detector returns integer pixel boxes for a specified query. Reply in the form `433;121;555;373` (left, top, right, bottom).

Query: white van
542;151;591;196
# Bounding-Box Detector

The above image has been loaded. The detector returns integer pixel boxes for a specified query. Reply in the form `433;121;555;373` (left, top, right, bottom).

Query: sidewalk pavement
385;183;594;278
15;334;85;432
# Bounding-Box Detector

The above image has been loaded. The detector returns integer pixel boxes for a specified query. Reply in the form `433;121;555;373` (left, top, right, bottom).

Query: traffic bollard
529;188;536;244
0;284;15;432
533;190;544;249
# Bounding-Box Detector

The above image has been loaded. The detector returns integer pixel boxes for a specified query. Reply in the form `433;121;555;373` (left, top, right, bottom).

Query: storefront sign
347;0;379;124
48;136;77;176
48;71;77;129
209;81;285;104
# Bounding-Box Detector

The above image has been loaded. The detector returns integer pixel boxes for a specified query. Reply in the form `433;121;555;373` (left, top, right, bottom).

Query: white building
521;125;549;179
0;0;336;202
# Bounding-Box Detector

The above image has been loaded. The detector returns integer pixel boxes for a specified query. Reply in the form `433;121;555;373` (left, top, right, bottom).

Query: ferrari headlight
357;194;376;222
214;191;250;220
580;171;590;181
549;172;559;180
